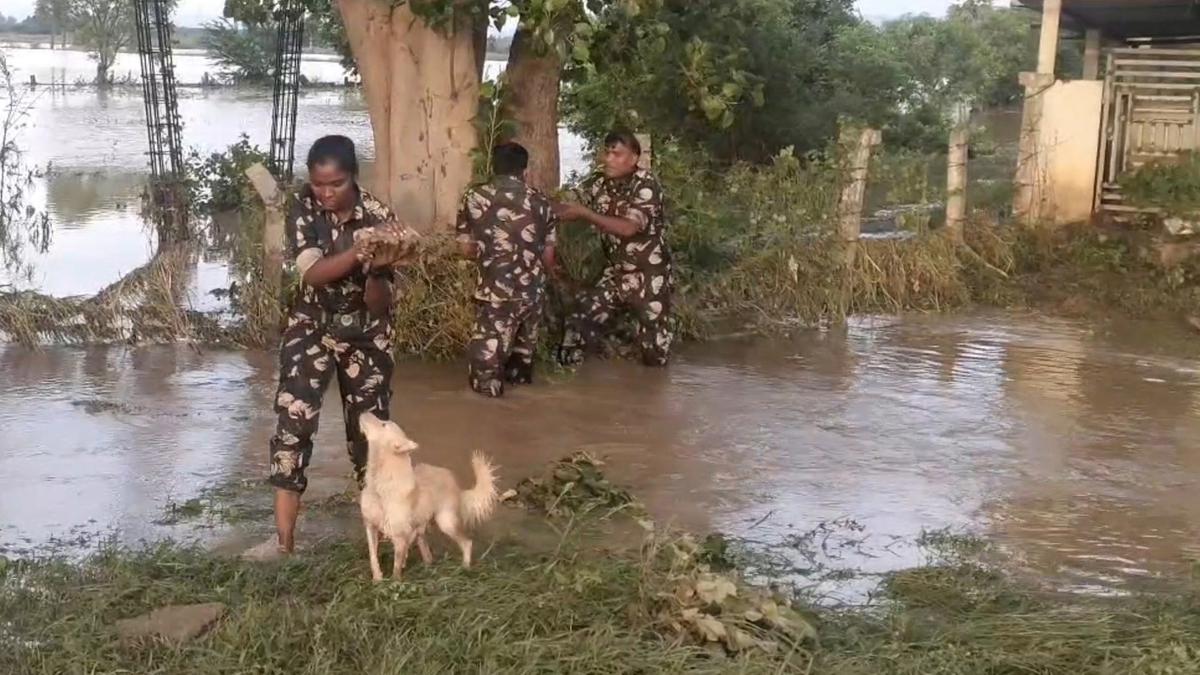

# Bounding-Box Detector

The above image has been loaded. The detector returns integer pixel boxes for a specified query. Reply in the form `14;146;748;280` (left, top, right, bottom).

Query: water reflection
44;170;143;226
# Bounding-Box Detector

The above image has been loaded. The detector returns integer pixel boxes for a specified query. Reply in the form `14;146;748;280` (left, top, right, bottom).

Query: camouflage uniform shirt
289;184;396;318
579;168;670;275
560;168;674;367
270;183;398;494
455;175;559;304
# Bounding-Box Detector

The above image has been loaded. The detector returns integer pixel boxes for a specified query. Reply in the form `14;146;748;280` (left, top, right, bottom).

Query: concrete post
837;126;882;264
1017;0;1063;224
1037;0;1063;76
245;162;286;304
946;125;969;240
1083;29;1102;80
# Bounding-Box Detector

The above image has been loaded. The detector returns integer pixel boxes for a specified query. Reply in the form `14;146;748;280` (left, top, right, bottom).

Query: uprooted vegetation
0;246;225;345
4;453;1200;674
507;451;642;519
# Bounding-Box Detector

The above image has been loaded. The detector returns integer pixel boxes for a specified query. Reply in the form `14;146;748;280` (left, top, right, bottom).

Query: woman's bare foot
240;539;291;562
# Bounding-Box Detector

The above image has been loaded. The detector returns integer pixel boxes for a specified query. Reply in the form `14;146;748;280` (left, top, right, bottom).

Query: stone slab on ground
115;603;227;644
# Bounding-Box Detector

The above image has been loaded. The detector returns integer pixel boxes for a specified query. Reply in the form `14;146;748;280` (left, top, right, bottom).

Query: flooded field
3;311;1200;598
0;47;586;296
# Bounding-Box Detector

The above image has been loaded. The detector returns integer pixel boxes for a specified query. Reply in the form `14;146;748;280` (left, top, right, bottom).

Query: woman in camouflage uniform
267;135;406;555
555;131;673;367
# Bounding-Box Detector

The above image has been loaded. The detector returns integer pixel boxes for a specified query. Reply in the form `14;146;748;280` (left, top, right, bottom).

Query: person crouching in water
265;135;411;556
456;142;559;397
553;130;673;367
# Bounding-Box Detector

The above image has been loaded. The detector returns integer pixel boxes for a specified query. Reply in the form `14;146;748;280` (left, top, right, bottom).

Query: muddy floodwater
3;312;1200;598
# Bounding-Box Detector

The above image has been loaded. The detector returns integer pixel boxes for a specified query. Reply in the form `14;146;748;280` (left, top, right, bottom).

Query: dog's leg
459;537;474;569
436;510;474;569
417;531;434;566
391;533;413;580
364;521;384;582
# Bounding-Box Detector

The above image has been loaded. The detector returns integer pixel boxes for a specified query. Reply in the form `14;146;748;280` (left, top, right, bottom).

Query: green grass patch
5;456;1200;674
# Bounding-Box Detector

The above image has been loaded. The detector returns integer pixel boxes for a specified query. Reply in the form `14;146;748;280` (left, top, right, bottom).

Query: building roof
1015;1;1200;40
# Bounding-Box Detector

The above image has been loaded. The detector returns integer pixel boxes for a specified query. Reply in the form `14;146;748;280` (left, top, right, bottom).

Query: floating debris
506;452;641;519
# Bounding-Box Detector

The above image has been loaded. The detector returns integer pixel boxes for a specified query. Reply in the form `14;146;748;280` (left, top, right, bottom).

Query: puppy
358;413;498;581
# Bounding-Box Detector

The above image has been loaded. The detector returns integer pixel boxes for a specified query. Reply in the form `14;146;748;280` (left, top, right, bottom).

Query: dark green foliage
202;18;277;83
1123;152;1200;218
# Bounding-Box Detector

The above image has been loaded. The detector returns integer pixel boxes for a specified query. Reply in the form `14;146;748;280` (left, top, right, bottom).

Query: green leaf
700;95;725;122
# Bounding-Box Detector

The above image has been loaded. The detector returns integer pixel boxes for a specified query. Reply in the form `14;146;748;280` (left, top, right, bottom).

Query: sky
5;0;973;27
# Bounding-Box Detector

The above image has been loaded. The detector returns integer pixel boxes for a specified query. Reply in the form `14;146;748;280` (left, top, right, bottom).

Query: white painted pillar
1037;0;1063;75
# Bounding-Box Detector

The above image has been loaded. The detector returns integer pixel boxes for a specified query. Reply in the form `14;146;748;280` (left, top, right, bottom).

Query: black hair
306;135;359;176
492;142;529;176
604;130;642;156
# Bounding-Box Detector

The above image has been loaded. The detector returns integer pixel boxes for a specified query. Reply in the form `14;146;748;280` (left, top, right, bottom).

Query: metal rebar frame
270;3;306;182
133;0;187;242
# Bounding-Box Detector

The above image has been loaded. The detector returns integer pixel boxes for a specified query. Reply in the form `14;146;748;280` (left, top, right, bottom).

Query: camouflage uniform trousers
268;312;395;493
561;266;674;367
468;299;541;398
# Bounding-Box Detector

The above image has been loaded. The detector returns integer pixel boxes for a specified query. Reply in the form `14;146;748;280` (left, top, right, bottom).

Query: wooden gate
1096;47;1200;214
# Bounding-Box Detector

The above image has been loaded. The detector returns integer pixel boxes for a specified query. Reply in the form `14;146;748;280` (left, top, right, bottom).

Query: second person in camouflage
456;142;560;397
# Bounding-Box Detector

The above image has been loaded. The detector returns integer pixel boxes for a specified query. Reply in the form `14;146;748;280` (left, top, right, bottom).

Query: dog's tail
460;452;498;527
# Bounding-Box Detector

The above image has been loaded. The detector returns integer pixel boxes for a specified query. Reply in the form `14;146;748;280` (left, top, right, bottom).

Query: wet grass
6;455;1200;674
157;480;360;528
156;480;273;528
4;215;1197;361
5;516;1200;674
816;570;1200;674
0;526;812;675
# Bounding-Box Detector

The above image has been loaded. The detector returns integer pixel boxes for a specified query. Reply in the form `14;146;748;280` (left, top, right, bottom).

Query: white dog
358;413;498;581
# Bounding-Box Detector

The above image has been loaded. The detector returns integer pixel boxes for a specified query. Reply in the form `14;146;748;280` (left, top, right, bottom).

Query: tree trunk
49;29;57;50
96;60;108;85
504;27;562;191
473;14;488;83
336;0;481;231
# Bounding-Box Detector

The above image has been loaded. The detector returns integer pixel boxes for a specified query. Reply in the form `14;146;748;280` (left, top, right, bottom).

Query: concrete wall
1019;79;1104;225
